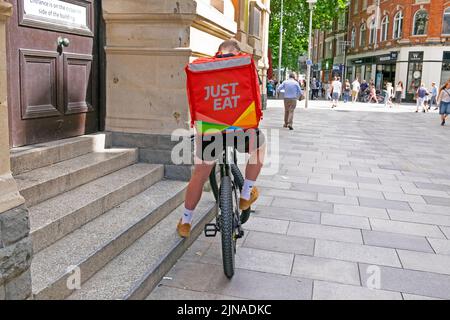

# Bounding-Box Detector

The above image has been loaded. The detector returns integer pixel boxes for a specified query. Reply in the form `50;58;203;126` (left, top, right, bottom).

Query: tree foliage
269;0;348;74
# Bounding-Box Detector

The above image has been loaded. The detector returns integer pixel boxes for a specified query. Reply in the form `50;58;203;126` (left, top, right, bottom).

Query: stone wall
102;0;270;175
0;0;32;300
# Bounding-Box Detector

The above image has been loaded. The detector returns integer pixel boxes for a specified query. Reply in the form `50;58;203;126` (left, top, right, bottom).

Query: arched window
360;23;366;47
413;9;428;35
393;11;403;39
443;7;450;35
351;27;356;48
369;18;376;44
381;15;389;42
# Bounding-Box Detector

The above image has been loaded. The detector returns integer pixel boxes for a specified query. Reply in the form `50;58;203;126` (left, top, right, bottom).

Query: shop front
441;51;450;87
375;52;398;91
321;58;334;83
406;51;424;102
350;56;375;84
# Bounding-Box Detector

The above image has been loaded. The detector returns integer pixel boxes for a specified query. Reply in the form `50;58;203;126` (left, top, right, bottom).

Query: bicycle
203;141;253;279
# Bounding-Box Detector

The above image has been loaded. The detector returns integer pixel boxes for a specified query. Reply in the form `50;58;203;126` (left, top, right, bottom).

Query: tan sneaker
239;187;259;211
177;219;191;238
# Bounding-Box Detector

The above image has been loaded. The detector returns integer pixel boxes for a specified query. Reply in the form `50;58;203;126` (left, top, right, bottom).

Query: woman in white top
438;79;450;126
384;83;394;108
394;81;403;107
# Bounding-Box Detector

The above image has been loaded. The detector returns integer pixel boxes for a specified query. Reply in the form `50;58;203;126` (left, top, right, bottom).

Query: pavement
148;98;450;300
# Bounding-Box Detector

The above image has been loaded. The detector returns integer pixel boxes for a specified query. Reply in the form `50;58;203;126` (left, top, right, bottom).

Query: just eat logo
204;83;240;111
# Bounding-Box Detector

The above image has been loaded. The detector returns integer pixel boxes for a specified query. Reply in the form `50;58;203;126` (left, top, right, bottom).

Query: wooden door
7;0;99;147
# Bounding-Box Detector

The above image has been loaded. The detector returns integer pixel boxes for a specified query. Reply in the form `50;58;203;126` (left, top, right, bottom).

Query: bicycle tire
220;176;236;279
230;164;252;224
230;164;244;191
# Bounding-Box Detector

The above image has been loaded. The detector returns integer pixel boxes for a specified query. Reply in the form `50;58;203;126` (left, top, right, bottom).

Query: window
249;2;261;37
393;11;403;39
369;18;376;45
360;23;366;47
325;40;333;58
381;15;389;42
351;27;356;48
443;7;450;34
362;0;368;11
336;36;344;56
353;0;359;15
413;9;428;35
338;11;346;31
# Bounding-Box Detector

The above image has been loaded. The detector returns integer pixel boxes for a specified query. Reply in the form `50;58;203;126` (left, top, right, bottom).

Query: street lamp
305;0;317;109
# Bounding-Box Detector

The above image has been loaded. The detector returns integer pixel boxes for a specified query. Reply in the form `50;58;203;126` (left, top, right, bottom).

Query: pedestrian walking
277;73;303;130
438;79;450;126
430;82;439;110
311;78;318;100
368;84;378;103
395;81;403;106
331;77;342;109
416;83;429;113
352;78;360;103
343;79;351;103
384;82;394;108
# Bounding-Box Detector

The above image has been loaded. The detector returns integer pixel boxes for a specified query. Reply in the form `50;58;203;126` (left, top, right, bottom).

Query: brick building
312;0;450;102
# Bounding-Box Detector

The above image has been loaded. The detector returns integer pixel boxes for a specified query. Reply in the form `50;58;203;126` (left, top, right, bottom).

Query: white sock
182;208;194;225
241;179;256;201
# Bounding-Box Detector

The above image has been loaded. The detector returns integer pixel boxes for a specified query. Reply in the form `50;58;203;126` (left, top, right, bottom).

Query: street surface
149;99;450;300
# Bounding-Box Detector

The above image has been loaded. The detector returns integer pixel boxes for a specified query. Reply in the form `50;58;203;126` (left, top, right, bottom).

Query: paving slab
312;281;402;300
315;240;402;267
242;231;315;256
359;263;450;299
292;255;360;286
397;250;450;275
288;222;363;244
370;218;446;238
362;230;433;253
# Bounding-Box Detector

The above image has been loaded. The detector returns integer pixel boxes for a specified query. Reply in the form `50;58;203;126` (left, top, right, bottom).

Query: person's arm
277;81;285;93
437;90;443;105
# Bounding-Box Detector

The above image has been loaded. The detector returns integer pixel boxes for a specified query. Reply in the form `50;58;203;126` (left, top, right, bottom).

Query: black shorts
195;129;266;162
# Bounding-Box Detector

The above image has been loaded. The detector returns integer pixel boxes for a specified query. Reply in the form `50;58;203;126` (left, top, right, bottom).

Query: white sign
23;0;88;29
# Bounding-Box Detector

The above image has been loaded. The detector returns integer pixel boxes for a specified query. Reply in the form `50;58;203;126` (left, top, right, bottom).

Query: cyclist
177;39;266;238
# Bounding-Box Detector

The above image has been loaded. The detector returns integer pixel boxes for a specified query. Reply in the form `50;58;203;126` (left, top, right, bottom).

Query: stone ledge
0;173;25;213
0;205;29;247
105;47;193;56
0;1;13;20
0;237;32;286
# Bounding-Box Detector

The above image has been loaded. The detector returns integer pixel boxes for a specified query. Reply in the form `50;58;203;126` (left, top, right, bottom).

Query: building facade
312;0;450;102
347;0;450;101
0;0;270;300
312;9;349;84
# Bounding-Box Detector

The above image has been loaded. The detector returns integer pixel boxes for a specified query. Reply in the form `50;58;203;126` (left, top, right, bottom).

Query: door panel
7;0;99;147
19;49;61;119
64;53;93;115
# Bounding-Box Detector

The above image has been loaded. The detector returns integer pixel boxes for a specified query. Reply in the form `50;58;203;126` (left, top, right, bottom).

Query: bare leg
245;143;266;181
184;162;215;211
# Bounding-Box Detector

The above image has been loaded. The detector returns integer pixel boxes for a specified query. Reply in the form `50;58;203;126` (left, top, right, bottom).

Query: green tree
269;0;348;74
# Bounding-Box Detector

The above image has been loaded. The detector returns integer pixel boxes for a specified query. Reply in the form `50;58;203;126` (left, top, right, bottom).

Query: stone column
0;1;32;300
102;0;239;180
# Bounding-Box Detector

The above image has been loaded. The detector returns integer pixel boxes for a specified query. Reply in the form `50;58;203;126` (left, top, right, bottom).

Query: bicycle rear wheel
219;176;236;279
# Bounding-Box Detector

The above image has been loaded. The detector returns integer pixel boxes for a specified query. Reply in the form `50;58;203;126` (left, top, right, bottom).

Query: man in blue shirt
277;74;303;130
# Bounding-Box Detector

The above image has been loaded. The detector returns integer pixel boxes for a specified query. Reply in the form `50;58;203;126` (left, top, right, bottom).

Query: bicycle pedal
237;230;245;239
204;223;219;237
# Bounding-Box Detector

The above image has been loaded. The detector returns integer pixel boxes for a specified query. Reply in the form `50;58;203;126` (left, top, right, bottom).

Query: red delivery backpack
185;53;263;134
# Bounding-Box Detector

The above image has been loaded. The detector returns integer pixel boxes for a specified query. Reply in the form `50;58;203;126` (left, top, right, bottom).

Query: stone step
30;163;165;254
31;180;188;300
15;148;138;207
10;133;112;176
67;195;217;300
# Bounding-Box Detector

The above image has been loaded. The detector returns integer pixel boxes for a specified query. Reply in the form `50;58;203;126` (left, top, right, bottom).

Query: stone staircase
11;133;216;300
